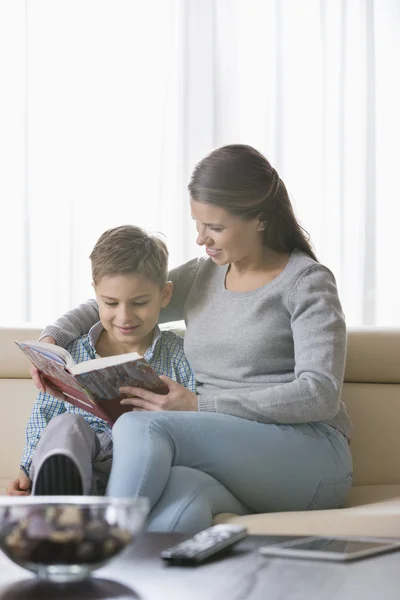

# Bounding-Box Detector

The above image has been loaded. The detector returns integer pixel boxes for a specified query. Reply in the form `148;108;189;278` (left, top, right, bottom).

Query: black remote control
160;524;248;564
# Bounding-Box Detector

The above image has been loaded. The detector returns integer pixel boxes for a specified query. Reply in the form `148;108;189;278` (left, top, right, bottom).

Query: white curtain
0;0;399;326
1;0;192;324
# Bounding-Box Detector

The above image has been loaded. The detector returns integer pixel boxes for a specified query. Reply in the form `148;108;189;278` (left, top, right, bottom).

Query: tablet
259;536;400;562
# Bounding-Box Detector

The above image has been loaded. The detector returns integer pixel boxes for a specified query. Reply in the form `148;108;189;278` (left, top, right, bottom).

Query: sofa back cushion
343;383;400;485
343;328;400;486
0;380;37;491
0;326;399;489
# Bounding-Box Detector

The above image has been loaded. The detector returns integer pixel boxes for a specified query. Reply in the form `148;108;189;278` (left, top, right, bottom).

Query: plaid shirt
21;322;195;475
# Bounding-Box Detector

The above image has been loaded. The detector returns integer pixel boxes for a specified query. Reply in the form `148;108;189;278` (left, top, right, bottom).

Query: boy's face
94;274;172;352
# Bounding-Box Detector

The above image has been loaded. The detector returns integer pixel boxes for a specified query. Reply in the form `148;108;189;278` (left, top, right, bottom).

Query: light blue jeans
107;412;353;533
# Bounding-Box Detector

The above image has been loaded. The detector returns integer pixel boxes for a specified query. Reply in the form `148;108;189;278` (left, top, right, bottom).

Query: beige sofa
1;325;400;537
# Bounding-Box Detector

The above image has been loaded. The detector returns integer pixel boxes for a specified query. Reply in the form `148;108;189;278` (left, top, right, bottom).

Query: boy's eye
104;301;148;307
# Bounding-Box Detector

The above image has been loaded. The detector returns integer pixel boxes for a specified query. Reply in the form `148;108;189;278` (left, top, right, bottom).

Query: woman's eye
133;302;148;307
210;227;223;233
105;302;118;307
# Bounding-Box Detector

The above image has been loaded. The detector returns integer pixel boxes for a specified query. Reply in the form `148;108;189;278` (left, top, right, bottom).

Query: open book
15;340;169;426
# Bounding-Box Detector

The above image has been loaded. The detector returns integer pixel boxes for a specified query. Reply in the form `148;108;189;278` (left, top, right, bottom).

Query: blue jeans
107;412;353;533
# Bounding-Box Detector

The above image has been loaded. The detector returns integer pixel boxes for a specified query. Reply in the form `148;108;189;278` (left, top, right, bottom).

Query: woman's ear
256;218;266;232
256;212;265;232
161;281;173;308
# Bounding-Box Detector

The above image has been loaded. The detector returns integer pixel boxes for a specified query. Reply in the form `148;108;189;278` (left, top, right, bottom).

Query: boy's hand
120;376;198;412
6;470;32;496
30;368;68;402
30;336;56;393
30;336;67;401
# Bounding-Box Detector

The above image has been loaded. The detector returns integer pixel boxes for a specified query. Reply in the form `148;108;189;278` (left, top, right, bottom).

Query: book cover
16;341;169;426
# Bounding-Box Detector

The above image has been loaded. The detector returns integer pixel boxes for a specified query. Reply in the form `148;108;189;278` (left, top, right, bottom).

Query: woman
37;144;353;532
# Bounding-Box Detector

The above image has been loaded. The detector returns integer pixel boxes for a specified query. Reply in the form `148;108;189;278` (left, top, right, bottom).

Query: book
15;340;169;426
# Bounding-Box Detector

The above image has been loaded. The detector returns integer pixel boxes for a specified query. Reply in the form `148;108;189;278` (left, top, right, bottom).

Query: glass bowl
0;496;149;582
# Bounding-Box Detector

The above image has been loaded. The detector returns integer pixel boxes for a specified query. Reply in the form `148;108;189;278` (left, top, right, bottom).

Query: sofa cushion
345;484;400;507
343;383;400;485
215;483;400;537
215;503;400;538
345;327;400;383
0;325;42;378
0;379;38;488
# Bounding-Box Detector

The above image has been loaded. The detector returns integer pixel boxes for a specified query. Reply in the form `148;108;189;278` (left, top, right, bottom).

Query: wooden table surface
0;533;400;600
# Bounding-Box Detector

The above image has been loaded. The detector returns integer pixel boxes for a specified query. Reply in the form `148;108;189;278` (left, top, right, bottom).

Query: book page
16;340;76;368
70;349;142;374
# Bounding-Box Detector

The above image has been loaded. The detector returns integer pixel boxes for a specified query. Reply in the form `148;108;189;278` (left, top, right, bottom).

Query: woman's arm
40;299;99;348
198;266;347;424
159;258;204;323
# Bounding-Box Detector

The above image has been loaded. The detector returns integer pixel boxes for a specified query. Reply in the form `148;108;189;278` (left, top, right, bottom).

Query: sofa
1;325;400;537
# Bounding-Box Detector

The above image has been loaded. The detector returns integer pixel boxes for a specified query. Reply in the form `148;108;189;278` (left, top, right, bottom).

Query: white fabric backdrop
0;0;399;326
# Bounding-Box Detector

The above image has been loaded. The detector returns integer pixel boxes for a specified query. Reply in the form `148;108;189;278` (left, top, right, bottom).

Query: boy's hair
90;225;169;287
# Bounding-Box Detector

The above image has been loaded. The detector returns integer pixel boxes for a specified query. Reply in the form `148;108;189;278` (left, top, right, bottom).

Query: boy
7;225;195;496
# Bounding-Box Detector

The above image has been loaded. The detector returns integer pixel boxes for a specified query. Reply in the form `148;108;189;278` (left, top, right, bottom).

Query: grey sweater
42;250;353;440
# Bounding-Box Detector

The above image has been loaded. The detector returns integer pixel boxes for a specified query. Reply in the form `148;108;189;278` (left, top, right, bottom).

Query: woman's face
190;199;264;266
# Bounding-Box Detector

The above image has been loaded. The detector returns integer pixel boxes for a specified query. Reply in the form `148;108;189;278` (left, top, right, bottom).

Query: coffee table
0;533;399;599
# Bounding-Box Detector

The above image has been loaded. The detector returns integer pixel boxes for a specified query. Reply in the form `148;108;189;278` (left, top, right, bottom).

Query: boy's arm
20;390;66;476
40;299;99;349
178;361;196;393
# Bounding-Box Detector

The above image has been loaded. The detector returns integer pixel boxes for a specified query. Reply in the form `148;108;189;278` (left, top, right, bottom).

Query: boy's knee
47;413;86;431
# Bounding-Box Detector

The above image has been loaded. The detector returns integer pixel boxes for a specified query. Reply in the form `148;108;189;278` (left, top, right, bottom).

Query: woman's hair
90;225;168;287
188;144;317;261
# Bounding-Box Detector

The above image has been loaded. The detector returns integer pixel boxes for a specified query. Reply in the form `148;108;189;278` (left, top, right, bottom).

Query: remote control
160;524;248;564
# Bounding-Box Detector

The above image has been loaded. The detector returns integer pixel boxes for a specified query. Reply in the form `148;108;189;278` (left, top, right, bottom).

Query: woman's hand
6;470;32;496
30;336;67;401
120;376;198;412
